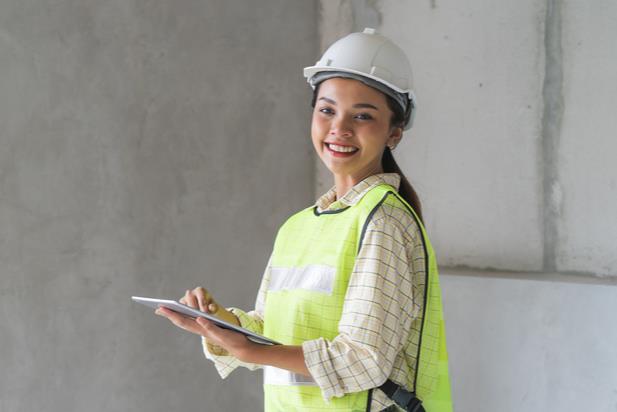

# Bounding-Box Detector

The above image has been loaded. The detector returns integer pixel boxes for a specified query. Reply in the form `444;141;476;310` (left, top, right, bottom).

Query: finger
195;318;225;345
196;317;227;338
157;307;202;334
194;287;211;312
208;302;218;313
196;318;248;351
184;289;198;309
196;317;218;337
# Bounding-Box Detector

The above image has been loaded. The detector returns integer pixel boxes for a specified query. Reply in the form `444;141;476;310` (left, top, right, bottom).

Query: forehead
316;77;388;106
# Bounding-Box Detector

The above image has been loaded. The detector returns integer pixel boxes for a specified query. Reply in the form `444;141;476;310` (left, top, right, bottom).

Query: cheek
311;115;328;143
364;122;392;145
366;118;391;134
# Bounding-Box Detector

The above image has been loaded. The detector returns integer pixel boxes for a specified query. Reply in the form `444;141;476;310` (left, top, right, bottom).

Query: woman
156;28;452;412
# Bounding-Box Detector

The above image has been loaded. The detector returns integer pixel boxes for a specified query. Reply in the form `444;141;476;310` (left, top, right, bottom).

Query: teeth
328;143;358;153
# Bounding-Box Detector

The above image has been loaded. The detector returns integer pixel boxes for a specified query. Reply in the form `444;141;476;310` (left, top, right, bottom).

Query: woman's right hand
158;287;240;356
179;286;219;316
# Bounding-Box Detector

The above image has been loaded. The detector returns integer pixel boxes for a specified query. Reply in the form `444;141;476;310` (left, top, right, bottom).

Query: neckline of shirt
315;173;401;213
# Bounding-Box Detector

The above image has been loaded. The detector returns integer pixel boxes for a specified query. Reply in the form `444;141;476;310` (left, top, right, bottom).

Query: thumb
208;302;218;313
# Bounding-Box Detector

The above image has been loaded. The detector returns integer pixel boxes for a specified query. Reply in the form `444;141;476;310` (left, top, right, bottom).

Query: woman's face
311;77;402;183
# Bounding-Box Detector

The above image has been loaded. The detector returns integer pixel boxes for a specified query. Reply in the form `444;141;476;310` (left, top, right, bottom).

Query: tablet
132;296;281;346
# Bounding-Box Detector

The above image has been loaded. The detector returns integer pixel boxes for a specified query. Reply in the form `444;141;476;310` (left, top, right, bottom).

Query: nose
329;116;353;138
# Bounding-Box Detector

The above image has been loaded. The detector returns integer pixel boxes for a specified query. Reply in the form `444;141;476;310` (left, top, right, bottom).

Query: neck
333;168;383;200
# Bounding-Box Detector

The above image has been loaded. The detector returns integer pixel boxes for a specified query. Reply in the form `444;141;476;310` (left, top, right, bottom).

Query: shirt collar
315;173;401;212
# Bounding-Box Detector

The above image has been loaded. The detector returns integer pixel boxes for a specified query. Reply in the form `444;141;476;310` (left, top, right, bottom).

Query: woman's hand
175;287;218;317
155;287;311;376
155;287;244;356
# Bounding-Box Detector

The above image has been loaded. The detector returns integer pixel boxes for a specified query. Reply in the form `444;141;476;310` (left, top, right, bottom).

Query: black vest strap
378;380;425;412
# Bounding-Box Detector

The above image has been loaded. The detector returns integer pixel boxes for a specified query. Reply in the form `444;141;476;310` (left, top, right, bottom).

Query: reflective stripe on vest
262;183;452;412
269;265;336;294
264;366;317;386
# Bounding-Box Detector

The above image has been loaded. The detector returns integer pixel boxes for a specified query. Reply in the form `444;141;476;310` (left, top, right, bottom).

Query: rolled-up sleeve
202;307;264;378
302;216;419;401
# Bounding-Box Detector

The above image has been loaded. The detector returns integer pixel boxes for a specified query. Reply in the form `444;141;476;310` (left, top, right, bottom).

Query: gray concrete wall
317;0;617;279
442;272;617;412
3;1;615;411
558;0;617;276
0;1;317;411
317;1;617;411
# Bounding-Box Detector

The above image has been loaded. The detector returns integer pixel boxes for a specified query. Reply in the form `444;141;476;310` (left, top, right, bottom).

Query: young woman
156;28;452;412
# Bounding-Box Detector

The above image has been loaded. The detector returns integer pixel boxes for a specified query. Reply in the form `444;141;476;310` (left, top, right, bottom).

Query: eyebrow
318;97;379;111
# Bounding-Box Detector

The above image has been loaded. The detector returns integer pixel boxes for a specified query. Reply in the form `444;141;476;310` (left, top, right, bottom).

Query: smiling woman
156;28;452;412
310;77;402;202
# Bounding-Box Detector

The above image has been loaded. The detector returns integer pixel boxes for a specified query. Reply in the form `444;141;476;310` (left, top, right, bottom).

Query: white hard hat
304;28;417;129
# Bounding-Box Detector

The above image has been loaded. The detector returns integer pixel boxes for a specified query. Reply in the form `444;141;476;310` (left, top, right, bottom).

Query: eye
318;107;334;115
354;113;373;121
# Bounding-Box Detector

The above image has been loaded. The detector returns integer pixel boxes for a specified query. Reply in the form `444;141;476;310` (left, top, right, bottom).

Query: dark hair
311;82;424;223
382;94;423;223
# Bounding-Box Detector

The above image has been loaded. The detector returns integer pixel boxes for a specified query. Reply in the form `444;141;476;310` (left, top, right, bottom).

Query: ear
387;126;403;148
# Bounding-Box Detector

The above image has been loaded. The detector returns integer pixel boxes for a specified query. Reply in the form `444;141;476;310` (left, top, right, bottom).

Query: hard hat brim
304;66;417;130
304;65;416;104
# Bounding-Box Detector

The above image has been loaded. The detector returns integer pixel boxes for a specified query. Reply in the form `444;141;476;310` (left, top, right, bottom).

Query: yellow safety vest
262;183;452;411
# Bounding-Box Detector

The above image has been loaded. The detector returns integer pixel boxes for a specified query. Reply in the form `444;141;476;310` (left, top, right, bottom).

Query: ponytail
382;147;423;223
382;94;424;223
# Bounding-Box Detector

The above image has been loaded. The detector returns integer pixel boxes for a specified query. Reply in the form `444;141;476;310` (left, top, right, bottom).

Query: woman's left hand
155;307;254;361
156;307;310;376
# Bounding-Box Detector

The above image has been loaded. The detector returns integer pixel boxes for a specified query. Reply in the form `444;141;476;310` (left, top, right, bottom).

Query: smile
325;143;359;155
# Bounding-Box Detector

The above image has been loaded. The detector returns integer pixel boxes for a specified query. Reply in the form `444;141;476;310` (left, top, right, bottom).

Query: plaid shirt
203;173;426;411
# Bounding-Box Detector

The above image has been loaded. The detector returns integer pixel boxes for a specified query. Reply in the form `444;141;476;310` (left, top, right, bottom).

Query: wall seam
541;0;565;273
441;266;617;286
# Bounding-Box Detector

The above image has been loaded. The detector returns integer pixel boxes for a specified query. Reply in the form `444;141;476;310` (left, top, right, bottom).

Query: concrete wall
558;0;617;275
317;1;617;411
442;272;617;412
316;0;617;279
0;1;317;411
3;1;616;411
